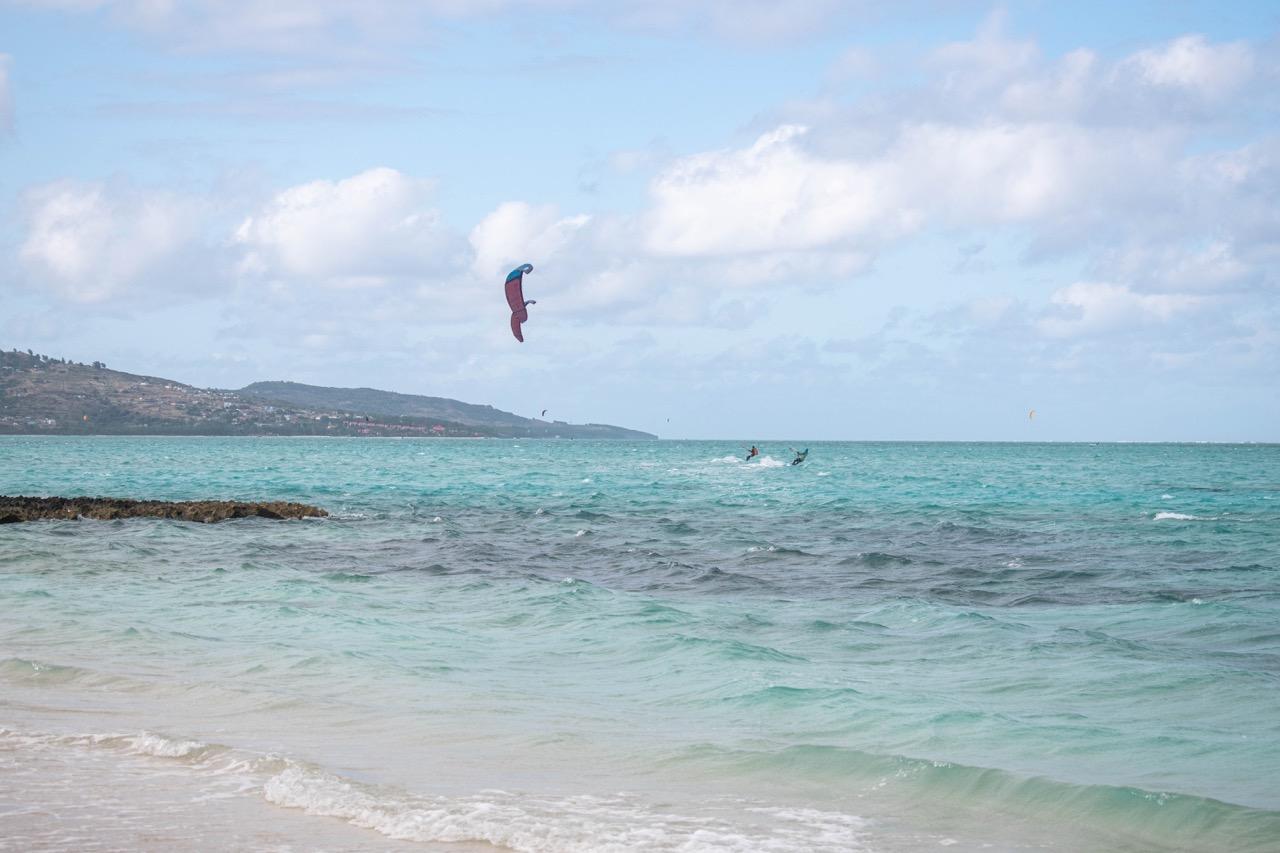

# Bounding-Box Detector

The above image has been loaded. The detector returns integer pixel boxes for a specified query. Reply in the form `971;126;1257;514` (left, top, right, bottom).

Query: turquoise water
2;437;1278;851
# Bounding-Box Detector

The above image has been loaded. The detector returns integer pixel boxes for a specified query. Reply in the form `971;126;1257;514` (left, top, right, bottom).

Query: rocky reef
0;496;327;524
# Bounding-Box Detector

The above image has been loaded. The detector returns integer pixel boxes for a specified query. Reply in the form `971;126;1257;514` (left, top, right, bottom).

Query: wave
709;454;785;468
1154;511;1217;521
0;657;148;692
664;634;809;663
675;742;1280;851
0;726;871;852
837;551;914;568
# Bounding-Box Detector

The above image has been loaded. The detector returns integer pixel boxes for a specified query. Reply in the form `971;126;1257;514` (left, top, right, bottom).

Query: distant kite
1028;409;1036;420
505;263;536;342
541;409;548;417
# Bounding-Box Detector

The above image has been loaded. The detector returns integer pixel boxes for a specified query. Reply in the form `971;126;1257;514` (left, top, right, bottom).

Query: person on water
745;445;759;461
790;448;808;465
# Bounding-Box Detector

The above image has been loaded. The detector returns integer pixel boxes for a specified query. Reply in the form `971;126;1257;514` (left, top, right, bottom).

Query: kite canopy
505;263;535;342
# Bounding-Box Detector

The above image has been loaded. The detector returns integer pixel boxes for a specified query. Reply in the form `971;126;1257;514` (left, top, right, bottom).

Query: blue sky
2;1;1277;440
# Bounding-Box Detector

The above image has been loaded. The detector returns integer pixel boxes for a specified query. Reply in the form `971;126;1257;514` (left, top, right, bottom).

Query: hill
0;350;654;439
239;382;532;429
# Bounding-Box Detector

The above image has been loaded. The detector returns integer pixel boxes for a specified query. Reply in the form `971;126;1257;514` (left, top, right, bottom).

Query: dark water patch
743;545;820;564
927;709;1004;725
927;586;1018;606
936;566;986;579
1035;627;1159;658
934;521;1028;543
1023;568;1103;583
1152;589;1216;603
380;562;460;576
321;571;374;583
690;566;774;592
1001;592;1071;607
837;551;913;568
628;601;696;626
662;520;697;535
634;561;776;594
1236;631;1280;647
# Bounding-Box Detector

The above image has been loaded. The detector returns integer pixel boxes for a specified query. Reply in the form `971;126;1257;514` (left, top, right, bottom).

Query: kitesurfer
745;445;759;461
790;448;808;466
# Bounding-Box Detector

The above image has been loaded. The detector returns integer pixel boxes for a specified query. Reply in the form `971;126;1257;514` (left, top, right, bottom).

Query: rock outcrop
0;496;327;524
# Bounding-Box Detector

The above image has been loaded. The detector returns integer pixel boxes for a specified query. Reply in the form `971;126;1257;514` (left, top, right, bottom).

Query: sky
1;1;1277;441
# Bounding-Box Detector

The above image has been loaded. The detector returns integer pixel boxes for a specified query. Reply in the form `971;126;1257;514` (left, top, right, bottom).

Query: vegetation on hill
0;349;654;439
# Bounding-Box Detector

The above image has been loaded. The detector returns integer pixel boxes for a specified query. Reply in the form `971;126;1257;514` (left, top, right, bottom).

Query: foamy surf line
0;727;872;852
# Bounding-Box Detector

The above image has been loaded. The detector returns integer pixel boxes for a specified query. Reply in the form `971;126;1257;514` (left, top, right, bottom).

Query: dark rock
0;496;328;523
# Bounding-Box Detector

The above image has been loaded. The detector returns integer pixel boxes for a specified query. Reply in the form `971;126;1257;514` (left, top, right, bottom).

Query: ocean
1;437;1278;851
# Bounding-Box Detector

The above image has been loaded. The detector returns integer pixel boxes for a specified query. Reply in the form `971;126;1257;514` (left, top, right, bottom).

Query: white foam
575;529;587;537
431;516;444;523
754;456;785;468
3;727;871;852
817;472;830;477
115;732;208;758
264;766;873;852
712;455;742;464
1153;512;1197;521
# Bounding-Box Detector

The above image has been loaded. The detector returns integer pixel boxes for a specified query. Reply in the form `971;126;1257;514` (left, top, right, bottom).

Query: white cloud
19;179;204;303
930;10;1039;97
1039;282;1201;338
468;201;590;280
1095;241;1257;294
916;26;1263;125
643;119;1178;261
233;167;464;288
645;125;900;257
1125;35;1255;98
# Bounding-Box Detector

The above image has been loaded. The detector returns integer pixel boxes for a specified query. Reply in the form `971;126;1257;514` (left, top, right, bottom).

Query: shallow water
2;437;1278;850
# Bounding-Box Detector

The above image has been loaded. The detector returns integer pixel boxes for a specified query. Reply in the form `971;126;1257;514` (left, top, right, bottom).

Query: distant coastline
0;349;655;440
